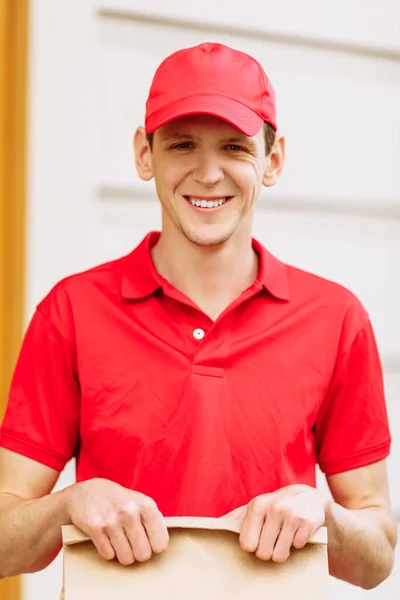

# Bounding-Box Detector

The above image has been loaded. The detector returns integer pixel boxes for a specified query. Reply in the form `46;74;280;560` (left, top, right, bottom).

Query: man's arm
221;460;397;590
0;448;68;577
324;460;397;589
0;448;169;578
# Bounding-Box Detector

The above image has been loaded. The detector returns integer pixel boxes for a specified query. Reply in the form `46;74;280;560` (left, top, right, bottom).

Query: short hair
145;121;276;155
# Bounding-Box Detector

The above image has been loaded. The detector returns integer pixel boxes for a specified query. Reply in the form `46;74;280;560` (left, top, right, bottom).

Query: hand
65;478;169;565
221;485;331;563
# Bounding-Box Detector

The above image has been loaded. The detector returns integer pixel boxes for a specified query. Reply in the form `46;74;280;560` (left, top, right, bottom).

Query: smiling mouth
183;196;233;209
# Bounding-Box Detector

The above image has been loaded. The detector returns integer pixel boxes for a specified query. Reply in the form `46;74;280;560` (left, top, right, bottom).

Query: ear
134;126;154;181
262;134;285;188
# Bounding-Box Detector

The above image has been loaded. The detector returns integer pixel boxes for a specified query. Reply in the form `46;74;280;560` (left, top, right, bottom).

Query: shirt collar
121;231;289;302
252;238;290;301
121;231;162;299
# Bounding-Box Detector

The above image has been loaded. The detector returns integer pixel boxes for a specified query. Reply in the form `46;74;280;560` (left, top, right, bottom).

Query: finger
142;509;169;554
124;519;153;562
91;530;116;562
239;505;266;553
107;527;135;565
272;521;298;563
255;516;282;561
293;524;313;549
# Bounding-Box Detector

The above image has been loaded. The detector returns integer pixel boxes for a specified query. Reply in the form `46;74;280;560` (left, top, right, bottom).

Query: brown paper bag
62;517;328;599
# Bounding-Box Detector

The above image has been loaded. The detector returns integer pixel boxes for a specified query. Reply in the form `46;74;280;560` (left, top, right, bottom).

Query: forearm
325;502;397;589
0;488;72;578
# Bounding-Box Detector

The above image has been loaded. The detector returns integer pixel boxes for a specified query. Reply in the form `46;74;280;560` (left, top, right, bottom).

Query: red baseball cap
145;42;277;137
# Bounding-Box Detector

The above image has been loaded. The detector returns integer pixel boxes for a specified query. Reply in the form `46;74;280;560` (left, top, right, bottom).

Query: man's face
137;115;275;248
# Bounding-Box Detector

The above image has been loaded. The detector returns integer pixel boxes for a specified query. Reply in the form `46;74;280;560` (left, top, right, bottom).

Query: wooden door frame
0;0;29;598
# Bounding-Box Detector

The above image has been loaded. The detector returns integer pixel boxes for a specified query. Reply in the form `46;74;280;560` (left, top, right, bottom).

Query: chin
182;229;235;248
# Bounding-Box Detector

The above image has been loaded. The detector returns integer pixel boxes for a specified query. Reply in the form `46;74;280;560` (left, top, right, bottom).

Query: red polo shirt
0;232;391;517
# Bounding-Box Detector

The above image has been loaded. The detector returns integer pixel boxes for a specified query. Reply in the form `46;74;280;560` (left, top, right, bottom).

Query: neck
151;228;259;316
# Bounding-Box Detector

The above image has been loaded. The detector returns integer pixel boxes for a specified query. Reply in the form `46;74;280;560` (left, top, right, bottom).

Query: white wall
23;1;400;598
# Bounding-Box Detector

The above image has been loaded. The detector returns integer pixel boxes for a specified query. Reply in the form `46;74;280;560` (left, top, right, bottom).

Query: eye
172;142;194;149
225;144;246;152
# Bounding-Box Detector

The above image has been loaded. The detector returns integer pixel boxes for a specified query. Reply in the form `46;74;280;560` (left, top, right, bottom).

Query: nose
192;153;224;188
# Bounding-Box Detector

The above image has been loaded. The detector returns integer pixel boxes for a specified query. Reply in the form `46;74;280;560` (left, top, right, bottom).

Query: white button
193;328;205;340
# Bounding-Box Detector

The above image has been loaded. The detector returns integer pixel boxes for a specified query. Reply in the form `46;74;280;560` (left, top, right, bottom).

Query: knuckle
119;502;141;521
249;497;268;515
103;518;119;532
141;499;159;518
271;502;286;519
287;511;304;527
86;518;107;535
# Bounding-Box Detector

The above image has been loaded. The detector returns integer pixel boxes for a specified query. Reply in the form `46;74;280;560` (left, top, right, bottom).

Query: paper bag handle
62;517;327;546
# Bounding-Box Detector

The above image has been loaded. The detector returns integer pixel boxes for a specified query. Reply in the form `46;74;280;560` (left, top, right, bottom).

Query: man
0;42;397;590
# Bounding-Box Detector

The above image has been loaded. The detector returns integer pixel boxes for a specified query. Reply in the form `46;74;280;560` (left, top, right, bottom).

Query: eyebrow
221;136;255;145
160;133;199;142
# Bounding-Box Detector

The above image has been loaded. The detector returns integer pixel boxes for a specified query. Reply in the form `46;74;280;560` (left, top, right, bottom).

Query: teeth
189;197;228;208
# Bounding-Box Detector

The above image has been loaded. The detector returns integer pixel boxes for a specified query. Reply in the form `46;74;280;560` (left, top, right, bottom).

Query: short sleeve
315;316;391;476
0;305;80;471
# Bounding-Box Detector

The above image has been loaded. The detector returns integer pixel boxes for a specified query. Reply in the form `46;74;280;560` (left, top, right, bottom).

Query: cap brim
145;94;264;137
